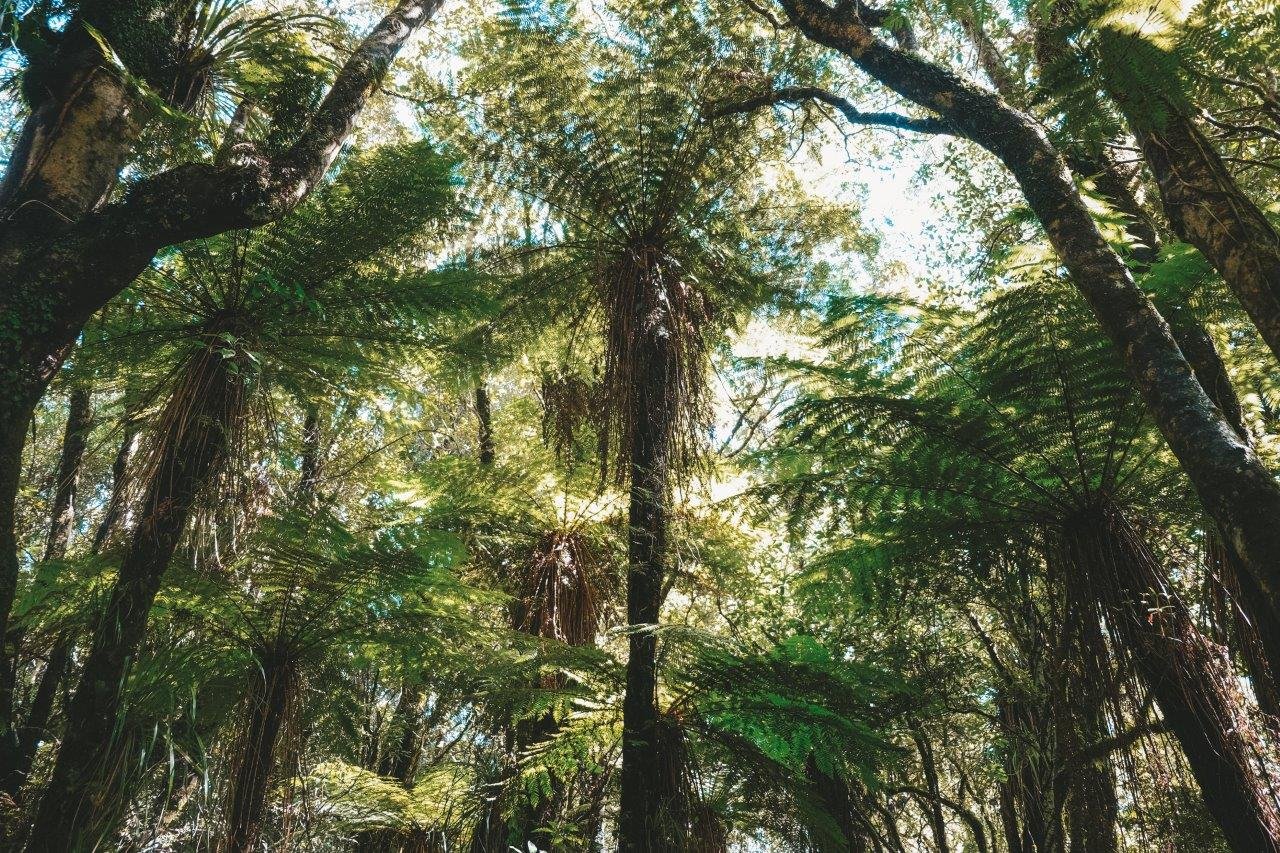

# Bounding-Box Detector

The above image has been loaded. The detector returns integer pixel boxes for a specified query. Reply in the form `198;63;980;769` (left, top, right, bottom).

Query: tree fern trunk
1062;505;1280;852
223;648;298;853
475;385;495;467
1063;607;1119;853
619;276;676;853
25;346;243;852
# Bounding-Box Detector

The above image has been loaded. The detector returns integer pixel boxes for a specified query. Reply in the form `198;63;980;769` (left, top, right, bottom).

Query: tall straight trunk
618;283;676;853
223;649;298;853
1062;504;1280;852
776;0;1280;680
1;417;143;805
0;387;91;797
24;346;244;852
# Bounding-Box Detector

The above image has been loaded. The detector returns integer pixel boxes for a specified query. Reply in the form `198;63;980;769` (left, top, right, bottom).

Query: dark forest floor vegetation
2;0;1280;850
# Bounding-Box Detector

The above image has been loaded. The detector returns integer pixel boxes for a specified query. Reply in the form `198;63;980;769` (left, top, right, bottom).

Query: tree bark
1062;605;1119;853
0;386;91;797
474;385;496;467
223;649;298;853
1102;79;1280;366
910;729;949;853
775;0;1280;683
0;0;445;661
1062;505;1280;853
618;272;676;853
24;346;245;851
93;421;141;553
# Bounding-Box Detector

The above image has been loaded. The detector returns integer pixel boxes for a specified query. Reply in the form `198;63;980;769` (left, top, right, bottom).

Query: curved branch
884;784;990;853
709;85;952;135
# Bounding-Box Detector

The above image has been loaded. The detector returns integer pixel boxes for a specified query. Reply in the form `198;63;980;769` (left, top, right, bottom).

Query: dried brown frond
133;312;261;571
511;530;614;651
597;242;713;488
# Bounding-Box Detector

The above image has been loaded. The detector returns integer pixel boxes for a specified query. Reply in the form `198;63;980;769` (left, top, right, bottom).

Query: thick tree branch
5;0;445;386
709;84;952;134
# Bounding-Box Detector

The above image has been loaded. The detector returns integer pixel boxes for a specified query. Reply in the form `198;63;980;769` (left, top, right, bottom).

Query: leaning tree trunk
24;342;246;852
0;387;92;797
1024;9;1280;706
775;0;1280;686
223;646;299;853
1061;504;1280;852
618;269;678;853
1094;51;1280;365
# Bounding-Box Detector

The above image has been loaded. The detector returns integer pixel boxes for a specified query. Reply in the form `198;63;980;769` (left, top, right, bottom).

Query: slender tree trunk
0;392;43;682
998;776;1027;853
93;422;141;553
1062;505;1280;852
474;385;495;467
4;410;141;804
223;649;298;853
299;405;323;509
352;684;425;853
618;274;676;853
776;0;1280;682
40;387;92;565
24;346;244;851
0;387;91;797
911;729;949;853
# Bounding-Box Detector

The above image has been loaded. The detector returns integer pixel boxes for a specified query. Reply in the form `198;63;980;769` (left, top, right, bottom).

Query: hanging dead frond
512;530;613;651
598;244;714;486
